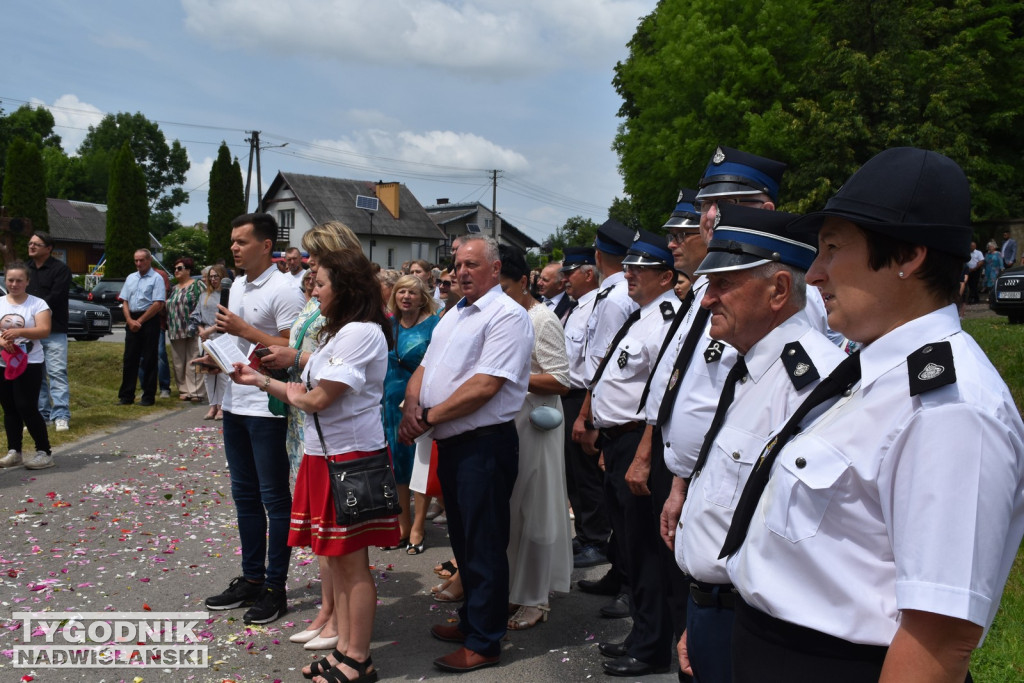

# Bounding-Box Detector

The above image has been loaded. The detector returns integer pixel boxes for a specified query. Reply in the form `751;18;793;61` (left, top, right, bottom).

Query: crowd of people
1;144;1023;683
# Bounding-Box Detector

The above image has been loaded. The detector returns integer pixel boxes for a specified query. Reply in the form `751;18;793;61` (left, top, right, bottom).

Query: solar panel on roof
355;195;379;212
466;223;481;233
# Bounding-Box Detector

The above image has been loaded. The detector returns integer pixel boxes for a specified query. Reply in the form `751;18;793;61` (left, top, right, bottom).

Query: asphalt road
0;404;673;683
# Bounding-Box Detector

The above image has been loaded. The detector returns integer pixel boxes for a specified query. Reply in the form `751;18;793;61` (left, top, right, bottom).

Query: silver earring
898;271;905;278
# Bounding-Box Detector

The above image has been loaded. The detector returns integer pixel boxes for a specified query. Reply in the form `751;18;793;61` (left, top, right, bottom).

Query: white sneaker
159;390;171;399
24;451;54;470
55;418;70;432
0;450;22;468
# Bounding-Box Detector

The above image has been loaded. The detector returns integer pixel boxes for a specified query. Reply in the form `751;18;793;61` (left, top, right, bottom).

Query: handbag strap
292;309;321;349
305;373;329;454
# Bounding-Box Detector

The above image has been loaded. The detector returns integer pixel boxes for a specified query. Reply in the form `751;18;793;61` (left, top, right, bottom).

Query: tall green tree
105;142;150;277
0;104;63;193
69;112;189;214
613;0;1024;226
542;215;600;255
206;142;244;265
162;226;209;268
2;137;49;264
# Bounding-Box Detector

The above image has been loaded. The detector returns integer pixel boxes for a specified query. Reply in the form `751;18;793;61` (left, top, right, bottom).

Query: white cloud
312;128;529;173
181;0;647;78
184;153;215;195
31;94;105;155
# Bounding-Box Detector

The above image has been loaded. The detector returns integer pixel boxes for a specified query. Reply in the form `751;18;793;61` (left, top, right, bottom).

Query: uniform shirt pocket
614;336;643;370
763;434;849;542
702;426;760;509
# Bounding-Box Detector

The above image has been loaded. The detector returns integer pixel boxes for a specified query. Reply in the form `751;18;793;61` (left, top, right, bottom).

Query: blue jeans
222;411;292;588
138;329;171;392
38;334;70;422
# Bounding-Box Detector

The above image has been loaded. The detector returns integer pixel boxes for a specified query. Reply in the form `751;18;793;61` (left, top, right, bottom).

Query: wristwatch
421;407;433;426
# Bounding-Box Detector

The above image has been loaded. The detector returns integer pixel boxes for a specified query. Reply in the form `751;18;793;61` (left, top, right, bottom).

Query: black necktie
689;357;748;481
561;299;578;327
588;308;643;390
719;351;862;559
655;305;712;428
637;288;695;412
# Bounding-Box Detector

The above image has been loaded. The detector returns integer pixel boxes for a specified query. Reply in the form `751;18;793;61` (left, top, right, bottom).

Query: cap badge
918;362;945;381
713;212;721;230
634;230;641;242
713;147;726;164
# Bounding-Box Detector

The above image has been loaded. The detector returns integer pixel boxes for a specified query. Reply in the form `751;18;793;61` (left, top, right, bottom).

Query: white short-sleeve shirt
222;265;306;417
419;285;533;440
585;272;637;380
563;288;599;390
591;288;679;429
650;277;739;476
676;312;844;584
301;322;388;455
0;294;50;365
727;305;1024;645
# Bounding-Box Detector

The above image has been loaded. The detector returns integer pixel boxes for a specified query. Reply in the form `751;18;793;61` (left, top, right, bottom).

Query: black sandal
319;654;378;683
303;648;343;679
433;560;457;577
379;538;408;551
406;541;426;555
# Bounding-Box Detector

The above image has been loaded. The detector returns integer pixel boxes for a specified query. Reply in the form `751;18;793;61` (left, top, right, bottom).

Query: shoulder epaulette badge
704;340;725;364
907;341;956;396
660;301;676;321
781;341;820;390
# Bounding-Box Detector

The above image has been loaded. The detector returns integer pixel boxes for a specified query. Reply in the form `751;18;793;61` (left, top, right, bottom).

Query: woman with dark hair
723;148;1024;682
498;245;572;630
167;257;206;402
231;247;397;683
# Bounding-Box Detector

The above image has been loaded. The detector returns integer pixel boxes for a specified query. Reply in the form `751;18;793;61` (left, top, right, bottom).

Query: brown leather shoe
430;624;466;643
433;647;499;672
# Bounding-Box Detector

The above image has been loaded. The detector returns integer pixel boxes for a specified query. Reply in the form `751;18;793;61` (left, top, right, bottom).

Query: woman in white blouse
232;248;396;683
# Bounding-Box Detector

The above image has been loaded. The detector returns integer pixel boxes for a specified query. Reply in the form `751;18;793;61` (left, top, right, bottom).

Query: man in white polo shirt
399;235;532;673
202;213;305;625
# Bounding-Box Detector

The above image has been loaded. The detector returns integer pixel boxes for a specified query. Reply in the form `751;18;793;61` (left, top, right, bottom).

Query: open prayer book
201;334;253;375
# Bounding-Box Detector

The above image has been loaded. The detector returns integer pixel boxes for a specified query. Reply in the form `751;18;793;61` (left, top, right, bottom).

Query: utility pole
491;169;502;241
243;131;259;212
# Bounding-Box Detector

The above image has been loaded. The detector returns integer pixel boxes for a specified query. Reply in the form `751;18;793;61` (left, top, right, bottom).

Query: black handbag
311;409;401;524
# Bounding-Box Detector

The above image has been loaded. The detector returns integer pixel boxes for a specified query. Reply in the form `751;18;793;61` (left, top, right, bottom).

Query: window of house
484;218;493;229
387;248;395;269
277;209;295;245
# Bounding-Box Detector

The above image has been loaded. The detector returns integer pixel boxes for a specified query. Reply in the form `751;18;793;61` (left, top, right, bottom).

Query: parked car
86;278;127;323
989;265;1024;324
0;285;112;341
68;282;90;302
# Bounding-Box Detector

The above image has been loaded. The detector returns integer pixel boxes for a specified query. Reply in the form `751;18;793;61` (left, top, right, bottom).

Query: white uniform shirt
652;276;739;477
585;272;637;379
676;312;844;583
564;288;599;390
419;285;533;440
301;322;388;455
221;265;306;417
727;305;1024;644
591;288;679;429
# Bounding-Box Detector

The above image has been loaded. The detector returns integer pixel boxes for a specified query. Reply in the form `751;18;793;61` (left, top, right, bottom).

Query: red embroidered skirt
289;451;400;555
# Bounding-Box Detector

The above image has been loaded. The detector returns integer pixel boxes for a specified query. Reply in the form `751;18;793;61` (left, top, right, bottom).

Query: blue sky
2;0;657;245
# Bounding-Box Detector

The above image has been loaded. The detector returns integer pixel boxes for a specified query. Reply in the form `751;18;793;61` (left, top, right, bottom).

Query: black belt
436;421;514;448
689;580;736;609
735;597;887;663
600;420;644;440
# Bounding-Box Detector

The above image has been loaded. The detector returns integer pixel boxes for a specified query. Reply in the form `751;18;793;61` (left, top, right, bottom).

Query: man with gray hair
666;204;845;682
400;235;533;673
117;249;165;406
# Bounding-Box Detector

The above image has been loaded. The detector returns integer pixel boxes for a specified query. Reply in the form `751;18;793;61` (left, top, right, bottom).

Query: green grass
963;318;1024;682
6;341;188;452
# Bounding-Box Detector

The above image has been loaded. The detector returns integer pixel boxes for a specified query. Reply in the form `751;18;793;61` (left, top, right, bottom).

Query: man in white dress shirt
399;235;533;673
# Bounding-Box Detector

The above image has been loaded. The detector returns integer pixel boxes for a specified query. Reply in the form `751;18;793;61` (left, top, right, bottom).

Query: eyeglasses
667;230;701;244
174;265;187;271
694;197;767;214
439;281;452;288
27;241;47;247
